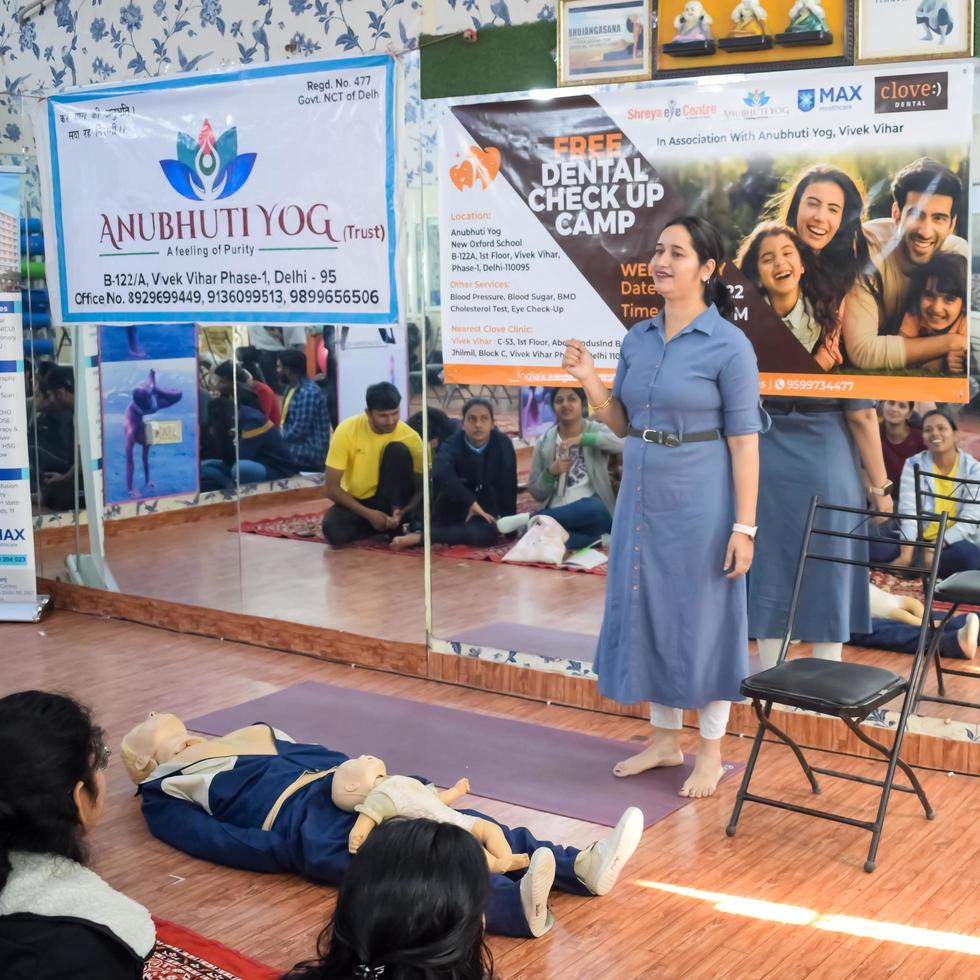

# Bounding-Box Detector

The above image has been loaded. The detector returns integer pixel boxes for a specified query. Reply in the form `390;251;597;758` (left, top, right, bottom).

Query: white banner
0;171;39;613
43;56;397;324
438;62;973;402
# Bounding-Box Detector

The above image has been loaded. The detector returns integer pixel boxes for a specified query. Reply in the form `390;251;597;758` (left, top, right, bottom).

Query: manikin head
120;711;207;783
331;755;388;811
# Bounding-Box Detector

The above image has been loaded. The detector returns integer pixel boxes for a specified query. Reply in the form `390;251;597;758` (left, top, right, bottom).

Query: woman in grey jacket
501;388;623;551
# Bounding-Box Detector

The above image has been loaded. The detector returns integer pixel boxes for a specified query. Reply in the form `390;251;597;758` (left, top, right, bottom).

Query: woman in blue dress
563;216;763;799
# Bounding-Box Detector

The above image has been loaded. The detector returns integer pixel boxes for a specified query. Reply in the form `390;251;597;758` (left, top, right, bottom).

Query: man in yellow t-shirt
322;381;424;546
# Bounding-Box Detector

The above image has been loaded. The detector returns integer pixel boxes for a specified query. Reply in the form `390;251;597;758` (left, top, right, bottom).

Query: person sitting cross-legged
322;382;424;547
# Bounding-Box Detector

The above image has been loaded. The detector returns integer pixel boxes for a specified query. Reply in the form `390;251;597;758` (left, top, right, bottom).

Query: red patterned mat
147;918;279;980
871;569;980;614
233;509;607;576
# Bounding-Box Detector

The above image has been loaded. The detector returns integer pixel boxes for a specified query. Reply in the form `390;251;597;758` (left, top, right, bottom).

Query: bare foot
679;743;724;798
613;736;684;778
390;532;421;550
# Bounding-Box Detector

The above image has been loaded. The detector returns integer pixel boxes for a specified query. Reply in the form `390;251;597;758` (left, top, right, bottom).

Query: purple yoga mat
448;622;599;663
187;682;741;829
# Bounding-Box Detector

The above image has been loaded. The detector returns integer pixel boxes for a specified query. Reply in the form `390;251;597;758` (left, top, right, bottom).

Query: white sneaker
957;612;979;659
497;512;531;535
574;806;644;896
519;847;556;937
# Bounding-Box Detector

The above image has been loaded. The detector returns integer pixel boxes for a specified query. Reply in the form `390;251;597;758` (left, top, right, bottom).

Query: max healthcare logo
798;85;862;112
159;119;257;202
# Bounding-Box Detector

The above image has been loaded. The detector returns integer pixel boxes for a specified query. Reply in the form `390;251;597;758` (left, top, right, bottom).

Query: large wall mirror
418;80;980;755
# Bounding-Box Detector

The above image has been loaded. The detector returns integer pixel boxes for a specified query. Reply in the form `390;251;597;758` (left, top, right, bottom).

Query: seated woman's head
906;252;966;336
922;409;958;457
737;222;807;307
0;691;110;889
462;398;495;449
285;817;493;980
549;387;587;424
407;407;456;449
881;400;913;426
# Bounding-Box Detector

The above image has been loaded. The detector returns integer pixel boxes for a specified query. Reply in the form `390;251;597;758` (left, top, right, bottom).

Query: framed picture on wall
855;0;972;63
558;0;654;86
655;0;853;78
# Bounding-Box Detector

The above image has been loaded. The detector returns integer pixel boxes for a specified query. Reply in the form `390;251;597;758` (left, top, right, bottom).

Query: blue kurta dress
747;399;873;642
594;305;764;708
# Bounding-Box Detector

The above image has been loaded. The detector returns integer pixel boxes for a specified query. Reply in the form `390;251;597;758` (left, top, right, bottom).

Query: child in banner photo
897;252;968;374
736;221;842;371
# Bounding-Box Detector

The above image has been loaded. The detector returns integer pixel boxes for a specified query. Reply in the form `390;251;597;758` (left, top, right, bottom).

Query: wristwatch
869;480;894;497
732;523;758;539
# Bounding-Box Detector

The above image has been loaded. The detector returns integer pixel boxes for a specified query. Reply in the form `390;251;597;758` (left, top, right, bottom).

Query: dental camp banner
41;56;397;325
439;62;973;400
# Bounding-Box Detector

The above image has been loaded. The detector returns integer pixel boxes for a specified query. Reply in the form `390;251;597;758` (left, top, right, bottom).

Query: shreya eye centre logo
159;119;257;202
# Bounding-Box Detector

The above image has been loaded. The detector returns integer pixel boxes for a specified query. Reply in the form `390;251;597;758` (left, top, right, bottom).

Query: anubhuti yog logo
159;119;256;202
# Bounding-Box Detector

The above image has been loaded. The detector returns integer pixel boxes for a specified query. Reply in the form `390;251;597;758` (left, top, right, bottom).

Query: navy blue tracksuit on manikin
136;726;590;937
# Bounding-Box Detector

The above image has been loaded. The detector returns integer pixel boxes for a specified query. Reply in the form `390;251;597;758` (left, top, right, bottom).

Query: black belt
762;398;842;415
627;426;720;447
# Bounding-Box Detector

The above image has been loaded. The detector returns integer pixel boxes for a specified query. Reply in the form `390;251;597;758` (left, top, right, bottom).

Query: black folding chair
726;497;947;873
912;463;980;713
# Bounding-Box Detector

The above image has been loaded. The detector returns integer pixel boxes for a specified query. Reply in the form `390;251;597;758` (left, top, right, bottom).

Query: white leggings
650;700;730;741
756;638;843;670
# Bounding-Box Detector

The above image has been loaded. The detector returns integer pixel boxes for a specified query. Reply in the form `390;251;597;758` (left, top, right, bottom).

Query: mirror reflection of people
841;158;969;370
323;382;424;547
391;398;516;551
212;359;280;425
563;215;763;800
278;348;330;473
880;400;924;502
0;691;155;977
121;712;644;940
502;387;623;551
736;222;842;370
897;252;968;374
894;410;980;576
32;365;80;512
282;819;495;980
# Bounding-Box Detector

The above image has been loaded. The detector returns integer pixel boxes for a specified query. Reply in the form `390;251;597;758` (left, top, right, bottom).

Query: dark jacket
238;403;298;480
432;428;517;524
0;851;155;980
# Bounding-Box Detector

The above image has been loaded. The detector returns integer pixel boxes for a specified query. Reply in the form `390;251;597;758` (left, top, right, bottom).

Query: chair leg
726;712;767;837
751;698;821;795
914;617;946;710
840;717;934;820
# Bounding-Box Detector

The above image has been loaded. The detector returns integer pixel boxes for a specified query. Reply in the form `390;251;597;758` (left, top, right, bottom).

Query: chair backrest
778;497;947;695
912;463;980;536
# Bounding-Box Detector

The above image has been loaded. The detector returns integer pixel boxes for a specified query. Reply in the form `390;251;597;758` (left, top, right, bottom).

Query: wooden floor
38;496;980;727
5;610;980;978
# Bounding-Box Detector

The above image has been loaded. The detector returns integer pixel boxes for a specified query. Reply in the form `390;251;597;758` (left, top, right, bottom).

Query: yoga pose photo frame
855;0;972;63
655;0;853;77
557;0;654;86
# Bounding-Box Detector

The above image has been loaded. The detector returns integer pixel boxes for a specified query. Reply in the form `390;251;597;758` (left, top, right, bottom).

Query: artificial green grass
420;21;557;100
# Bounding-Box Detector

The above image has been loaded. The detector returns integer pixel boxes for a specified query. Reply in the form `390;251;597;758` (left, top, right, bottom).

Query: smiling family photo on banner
34;54;397;324
439;62;972;401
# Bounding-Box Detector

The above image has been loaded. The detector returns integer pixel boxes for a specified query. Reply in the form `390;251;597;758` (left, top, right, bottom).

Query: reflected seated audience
500;387;622;551
32;365;80;512
879;400;924;502
211;359;280;426
407;406;460;454
895;409;980;576
278;348;330;473
322;382;424;547
392;398;517;550
200;385;298;491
